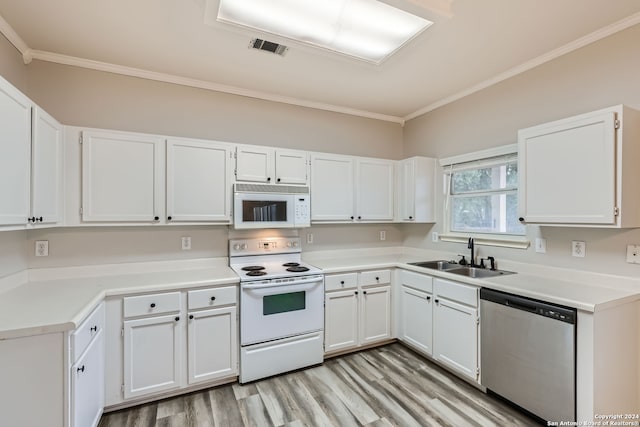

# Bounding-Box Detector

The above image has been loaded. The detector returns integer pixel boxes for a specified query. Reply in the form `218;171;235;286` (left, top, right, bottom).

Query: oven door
233;192;294;229
240;275;324;345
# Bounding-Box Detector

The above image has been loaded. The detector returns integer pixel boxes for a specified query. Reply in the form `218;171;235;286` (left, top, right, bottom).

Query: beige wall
403;23;640;276
24;61;403;159
0;34;27;92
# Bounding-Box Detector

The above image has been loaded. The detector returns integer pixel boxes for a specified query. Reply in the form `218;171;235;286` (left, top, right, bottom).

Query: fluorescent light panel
217;0;433;63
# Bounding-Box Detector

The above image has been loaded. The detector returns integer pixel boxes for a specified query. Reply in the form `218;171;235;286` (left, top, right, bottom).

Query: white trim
0;13;31;63
440;144;517;167
404;11;640;121
25;49;405;124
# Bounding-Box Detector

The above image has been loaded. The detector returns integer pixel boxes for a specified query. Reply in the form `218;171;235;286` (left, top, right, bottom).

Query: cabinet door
166;138;233;222
71;331;105;427
324;289;358;353
310;154;355;221
0;78;31;226
399;285;432;356
123;315;182;399
360;285;391;345
518;110;617;224
31;107;62;224
356;158;394;221
433;297;478;381
235;145;274;183
275;149;308;185
82;131;164;222
397;159;415;221
187;306;238;385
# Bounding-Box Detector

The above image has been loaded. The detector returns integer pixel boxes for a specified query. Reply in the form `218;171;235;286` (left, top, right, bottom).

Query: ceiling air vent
249;38;288;56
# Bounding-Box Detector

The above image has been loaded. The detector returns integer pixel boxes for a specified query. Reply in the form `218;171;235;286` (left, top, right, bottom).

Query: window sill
439;234;530;250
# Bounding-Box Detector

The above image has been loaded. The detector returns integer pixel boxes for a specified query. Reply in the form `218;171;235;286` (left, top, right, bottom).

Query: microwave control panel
294;196;311;227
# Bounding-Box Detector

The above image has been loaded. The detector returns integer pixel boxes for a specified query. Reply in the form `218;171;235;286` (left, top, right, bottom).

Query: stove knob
233;244;241;251
241;244;248;250
287;242;292;248
292;241;299;247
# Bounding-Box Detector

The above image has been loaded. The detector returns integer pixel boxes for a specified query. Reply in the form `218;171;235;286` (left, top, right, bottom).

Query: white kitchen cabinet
311;153;355;221
399;285;433;355
236;145;308;185
518;105;640;227
432;278;479;381
70;329;104;427
31;107;63;225
82;130;164;223
324;269;392;355
123;314;182;399
396;156;436;223
0;76;32;226
166;138;233;223
187;306;238;384
356;158;394;221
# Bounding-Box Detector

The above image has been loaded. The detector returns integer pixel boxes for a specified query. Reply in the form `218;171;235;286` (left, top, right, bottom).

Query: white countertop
303;248;640;313
0;258;238;340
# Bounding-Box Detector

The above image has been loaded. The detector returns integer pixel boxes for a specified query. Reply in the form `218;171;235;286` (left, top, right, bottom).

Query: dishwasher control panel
480;288;576;324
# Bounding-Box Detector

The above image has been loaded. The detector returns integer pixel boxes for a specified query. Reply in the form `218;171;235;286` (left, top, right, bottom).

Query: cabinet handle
434;299;439;304
375;277;379;281
340;280;344;285
267;177;271;182
358;216;362;220
350;216;354;220
518;217;525;222
167;216;172;220
150;303;156;308
210;296;216;301
363;291;367;295
189;315;194;320
175;316;180;322
355;291;358;295
77;365;85;373
90;325;98;332
28;217;35;222
409;216;413;220
277;178;281;182
154;216;159;221
37;217;43;222
426;296;431;301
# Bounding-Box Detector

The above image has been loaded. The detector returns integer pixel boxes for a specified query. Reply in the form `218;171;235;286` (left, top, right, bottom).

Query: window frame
439;145;530;249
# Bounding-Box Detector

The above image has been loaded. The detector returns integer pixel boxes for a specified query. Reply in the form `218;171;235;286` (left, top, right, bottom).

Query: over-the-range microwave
233;184;311;229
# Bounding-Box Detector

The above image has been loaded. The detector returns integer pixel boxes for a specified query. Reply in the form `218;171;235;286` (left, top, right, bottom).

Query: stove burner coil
246;270;267;276
282;262;300;267
242;266;265;271
286;266;310;272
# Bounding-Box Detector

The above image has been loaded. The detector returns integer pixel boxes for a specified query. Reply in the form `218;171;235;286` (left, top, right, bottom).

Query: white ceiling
1;0;639;122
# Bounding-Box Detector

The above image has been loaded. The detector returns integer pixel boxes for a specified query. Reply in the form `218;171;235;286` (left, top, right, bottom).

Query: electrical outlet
571;240;586;258
626;244;640;264
432;232;439;243
535;238;547;254
379;231;386;241
35;240;49;257
181;236;191;250
306;233;313;244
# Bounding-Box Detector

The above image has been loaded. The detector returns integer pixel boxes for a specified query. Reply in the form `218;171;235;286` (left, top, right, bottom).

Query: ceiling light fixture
214;0;433;64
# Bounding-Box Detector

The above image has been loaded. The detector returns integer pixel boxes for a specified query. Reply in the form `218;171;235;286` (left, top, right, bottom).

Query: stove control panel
230;237;302;256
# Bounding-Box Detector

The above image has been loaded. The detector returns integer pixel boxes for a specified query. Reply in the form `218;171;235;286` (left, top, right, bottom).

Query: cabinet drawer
70;302;105;363
188;286;237;310
124;292;181;318
325;273;358;291
399;270;433;293
359;269;391;286
434;279;478;307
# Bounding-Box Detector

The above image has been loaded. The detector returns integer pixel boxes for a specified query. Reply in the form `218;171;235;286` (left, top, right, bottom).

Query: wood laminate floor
99;343;541;427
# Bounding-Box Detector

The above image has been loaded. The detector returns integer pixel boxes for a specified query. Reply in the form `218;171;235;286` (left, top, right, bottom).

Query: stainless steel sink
447;267;516;278
409;260;460;270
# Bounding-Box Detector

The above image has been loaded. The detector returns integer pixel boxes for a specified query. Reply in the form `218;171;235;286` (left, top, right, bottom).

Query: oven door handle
242;275;323;290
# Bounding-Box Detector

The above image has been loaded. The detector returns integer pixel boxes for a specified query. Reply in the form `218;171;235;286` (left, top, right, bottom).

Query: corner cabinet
396;157;436;223
518;105;640;227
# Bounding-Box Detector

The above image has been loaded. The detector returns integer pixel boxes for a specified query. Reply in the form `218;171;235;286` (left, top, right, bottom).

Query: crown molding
0;12;30;62
404;11;640;121
26;50;405;125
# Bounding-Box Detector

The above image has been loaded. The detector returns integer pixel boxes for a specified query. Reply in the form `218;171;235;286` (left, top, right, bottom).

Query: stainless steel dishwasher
480;288;576;422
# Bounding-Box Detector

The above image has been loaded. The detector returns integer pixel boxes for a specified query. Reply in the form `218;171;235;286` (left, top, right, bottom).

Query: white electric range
229;237;324;383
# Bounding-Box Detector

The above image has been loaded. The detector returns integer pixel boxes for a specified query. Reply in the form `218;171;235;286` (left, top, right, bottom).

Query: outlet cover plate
379;231;386;241
181;237;191;250
535;238;547;254
572;240;586;258
626;244;640;264
35;240;49;257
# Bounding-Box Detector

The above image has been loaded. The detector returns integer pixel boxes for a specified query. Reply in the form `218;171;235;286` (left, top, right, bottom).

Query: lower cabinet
108;285;238;406
324;269;392;354
398;271;479;383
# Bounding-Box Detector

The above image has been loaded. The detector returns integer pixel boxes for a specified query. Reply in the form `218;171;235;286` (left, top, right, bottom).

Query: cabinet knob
154;216;159;221
518;217;525;222
409;216;413;220
434;299;439;304
267;177;271;182
277;178;281;182
175;316;180;322
167;216;172;221
427;296;431;301
355;291;358;295
90;325;98;332
363;290;367;295
375;277;379;281
77;365;85;373
189;315;194;320
340;281;344;285
150;303;156;308
210;296;216;301
350;216;354;220
358;216;362;220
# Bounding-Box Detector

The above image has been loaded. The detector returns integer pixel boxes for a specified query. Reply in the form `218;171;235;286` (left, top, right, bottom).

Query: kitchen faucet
468;237;475;267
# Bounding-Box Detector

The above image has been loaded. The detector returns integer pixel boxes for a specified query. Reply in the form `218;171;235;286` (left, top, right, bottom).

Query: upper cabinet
235;145;308;185
0;76;63;228
396;156;436;223
82;130;164;223
311;153;395;223
518;105;640;227
166;138;233;223
0;77;32;226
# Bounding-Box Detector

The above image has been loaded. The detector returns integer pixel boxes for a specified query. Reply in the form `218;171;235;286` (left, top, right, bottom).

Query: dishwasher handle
480;288;576;324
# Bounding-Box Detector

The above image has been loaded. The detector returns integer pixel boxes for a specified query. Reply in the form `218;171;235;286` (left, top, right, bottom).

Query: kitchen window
440;145;529;248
